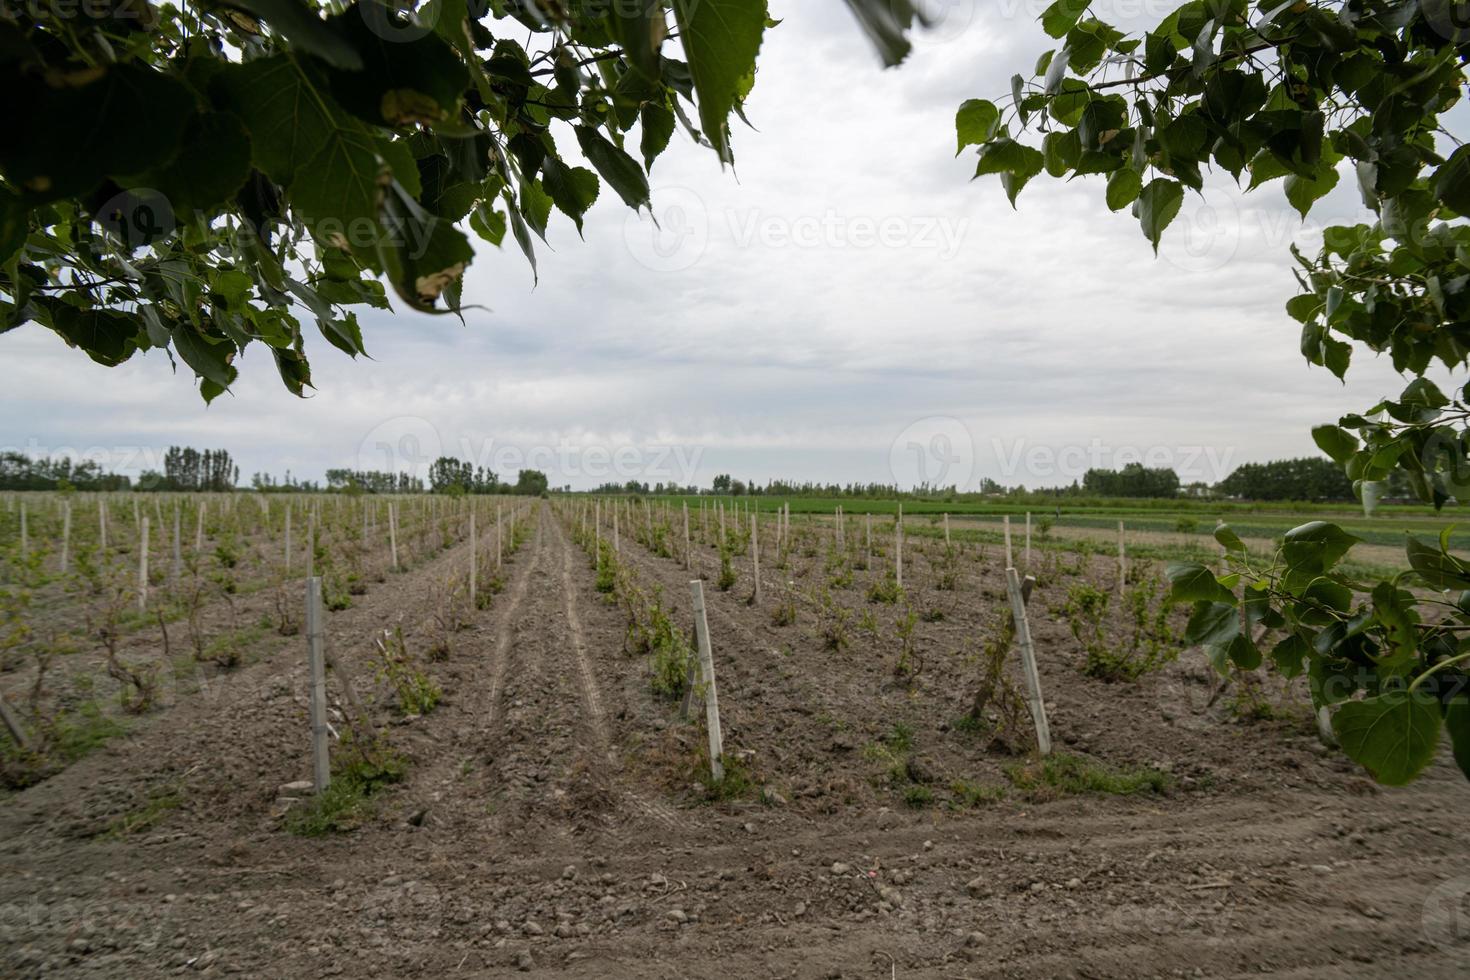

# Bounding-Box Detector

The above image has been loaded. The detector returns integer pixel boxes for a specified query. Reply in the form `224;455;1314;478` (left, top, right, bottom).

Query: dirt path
2;503;1469;978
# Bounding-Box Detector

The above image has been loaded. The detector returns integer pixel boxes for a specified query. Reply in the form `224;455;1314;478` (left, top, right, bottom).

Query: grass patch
285;751;407;836
949;779;1006;808
902;784;934;808
1004;753;1170;799
107;786;182;837
695;749;755;803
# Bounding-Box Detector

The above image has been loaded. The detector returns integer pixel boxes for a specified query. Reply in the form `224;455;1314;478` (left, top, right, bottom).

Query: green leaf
0;189;26;265
139;112;253;213
291;122;382;243
541;159;600;234
469;204;507;246
377;185;474;311
956;99;1000;154
227;0;364;70
1185;600;1239;648
170;323;238;392
1332;691;1442;786
674;0;768;162
216;56;339;187
323;11;468;126
1105;167;1141;211
1041;0;1092;38
640;103;676;173
1270;633;1309;679
1166;561;1235;603
1284;165;1340;219
1431;144;1470;215
38;300;145;367
1405;534;1470;590
1445;695;1470;782
1213;523;1246;553
1137;178;1183;252
606;0;667;79
1311;424;1359;464
1282;521;1362;583
840;0;921;67
574;127;650;210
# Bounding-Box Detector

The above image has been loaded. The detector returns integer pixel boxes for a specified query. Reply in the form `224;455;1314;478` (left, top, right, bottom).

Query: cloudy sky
0;1;1432;491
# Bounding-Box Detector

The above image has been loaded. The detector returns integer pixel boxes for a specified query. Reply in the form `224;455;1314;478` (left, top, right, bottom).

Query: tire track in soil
546;511;680;829
395;513;544;830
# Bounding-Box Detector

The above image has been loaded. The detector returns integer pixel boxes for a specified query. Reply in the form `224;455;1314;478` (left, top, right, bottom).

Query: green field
646;494;1470;563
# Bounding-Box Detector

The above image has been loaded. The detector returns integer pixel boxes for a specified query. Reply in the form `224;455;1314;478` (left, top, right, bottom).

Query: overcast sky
0;1;1436;491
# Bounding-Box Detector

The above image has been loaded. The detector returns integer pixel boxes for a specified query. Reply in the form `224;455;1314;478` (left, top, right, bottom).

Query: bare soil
2;502;1469;979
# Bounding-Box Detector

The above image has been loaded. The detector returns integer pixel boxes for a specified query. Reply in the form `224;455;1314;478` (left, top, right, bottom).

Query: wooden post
196;500;206;554
1117;520;1127;597
285;505;293;575
750;513;760;604
388;502;399;571
1025;511;1032;568
1005;567;1052;756
689;580;724;782
865;512;872;559
469;509;478;605
895;504;903;589
592;500;599;556
98;498;107;553
683;502;691;570
944;512;950;547
0;689;32;752
138;516;149;612
171;505;182;582
613;508;620;553
18;501;27;560
60;501;71;574
305;576;331;794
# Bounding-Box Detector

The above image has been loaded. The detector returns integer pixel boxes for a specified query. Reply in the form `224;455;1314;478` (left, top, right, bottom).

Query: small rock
878;885;903;907
667;909;687;924
965;931;987;947
515;949;534;972
522;921;544;936
923;840;934;851
278;781;313;797
831;862;852;876
1029;881;1045;893
965;876;986;898
561;865;577;880
1066;878;1082;890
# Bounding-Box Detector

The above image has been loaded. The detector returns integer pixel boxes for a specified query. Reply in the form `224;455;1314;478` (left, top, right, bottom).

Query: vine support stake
60;500;71;575
896;503;904;589
0;689;32;752
98;498;107;553
1117;520;1127;598
751;512;761;605
1004;514;1013;568
388;502;399;572
1005;567;1051;757
469;509;478;606
305;576;331;794
138;516;150;613
1025;511;1032;568
683;502;691;571
689;580;724;783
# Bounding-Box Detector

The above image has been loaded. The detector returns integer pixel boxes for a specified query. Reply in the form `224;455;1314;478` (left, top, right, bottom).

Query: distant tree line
144;447;237;491
0;451;131;490
324;469;425;494
1214;457;1355;502
1081;464;1181;499
426;457;549;496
